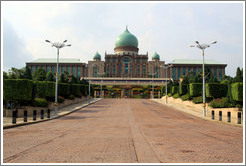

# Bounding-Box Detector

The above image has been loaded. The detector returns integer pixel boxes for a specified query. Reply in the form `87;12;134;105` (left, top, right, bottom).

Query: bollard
211;110;215;120
24;110;27;122
47;109;50;118
12;110;17;124
41;110;44;119
33;110;37;121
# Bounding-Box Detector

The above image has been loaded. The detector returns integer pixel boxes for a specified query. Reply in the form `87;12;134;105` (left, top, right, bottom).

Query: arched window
122;57;131;74
155;66;159;78
94;66;98;77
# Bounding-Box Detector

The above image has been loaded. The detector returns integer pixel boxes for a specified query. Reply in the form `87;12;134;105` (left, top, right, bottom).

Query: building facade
26;27;227;82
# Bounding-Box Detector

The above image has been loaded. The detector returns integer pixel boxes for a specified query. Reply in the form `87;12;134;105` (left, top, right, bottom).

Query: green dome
115;28;138;48
152;52;160;59
93;52;101;59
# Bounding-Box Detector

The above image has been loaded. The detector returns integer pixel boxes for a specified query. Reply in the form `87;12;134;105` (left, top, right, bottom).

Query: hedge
179;83;188;95
35;81;55;98
80;84;88;96
190;83;203;97
32;98;48;107
171;86;179;94
3;79;33;101
209;98;229;108
231;82;243;102
206;83;228;99
70;84;82;97
58;83;70;98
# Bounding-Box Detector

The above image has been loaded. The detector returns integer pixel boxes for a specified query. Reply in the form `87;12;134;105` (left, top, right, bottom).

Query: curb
151;99;243;128
3;99;102;130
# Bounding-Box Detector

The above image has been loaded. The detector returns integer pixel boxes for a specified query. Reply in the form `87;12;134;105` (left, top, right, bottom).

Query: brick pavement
3;99;243;163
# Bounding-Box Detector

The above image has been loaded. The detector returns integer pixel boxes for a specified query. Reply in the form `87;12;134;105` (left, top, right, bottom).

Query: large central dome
115;28;138;48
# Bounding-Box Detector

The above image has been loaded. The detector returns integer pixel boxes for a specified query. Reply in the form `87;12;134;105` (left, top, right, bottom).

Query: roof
115;27;138;48
27;58;83;64
93;52;101;59
170;59;226;65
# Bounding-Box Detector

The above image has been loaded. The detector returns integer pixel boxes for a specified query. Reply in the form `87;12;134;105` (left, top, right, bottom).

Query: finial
126;25;128;30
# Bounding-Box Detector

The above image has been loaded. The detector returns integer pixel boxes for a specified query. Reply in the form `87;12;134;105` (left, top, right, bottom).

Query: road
3;99;243;163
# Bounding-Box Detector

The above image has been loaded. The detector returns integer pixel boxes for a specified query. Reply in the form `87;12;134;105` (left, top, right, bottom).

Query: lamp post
190;41;217;117
45;40;71;117
98;72;105;98
88;63;97;103
150;72;157;99
160;64;171;104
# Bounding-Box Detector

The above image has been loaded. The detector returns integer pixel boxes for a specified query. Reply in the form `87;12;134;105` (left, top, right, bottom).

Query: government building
26;27;227;84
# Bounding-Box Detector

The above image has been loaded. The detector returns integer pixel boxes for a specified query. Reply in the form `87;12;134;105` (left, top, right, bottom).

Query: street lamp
190;41;217;117
88;63;97;103
160;64;171;104
46;40;71;117
150;72;157;99
98;72;105;98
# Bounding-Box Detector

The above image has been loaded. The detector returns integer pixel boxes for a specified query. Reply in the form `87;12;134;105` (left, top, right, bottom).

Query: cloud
3;20;33;71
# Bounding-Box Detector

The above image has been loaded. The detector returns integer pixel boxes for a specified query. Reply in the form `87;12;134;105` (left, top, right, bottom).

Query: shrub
206;83;228;99
3;79;33;101
209;98;229;108
58;83;70;98
35;81;55;98
172;86;179;94
70;84;82;97
181;94;191;101
231;82;243;102
32;98;48;107
58;96;65;103
190;83;203;97
173;93;179;99
80;84;88;96
68;94;75;100
168;93;172;97
179;83;188;95
192;96;203;104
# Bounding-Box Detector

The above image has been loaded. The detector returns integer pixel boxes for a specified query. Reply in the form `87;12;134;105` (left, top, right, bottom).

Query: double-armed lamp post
160;64;171;104
190;41;217;117
45;40;71;117
98;72;105;98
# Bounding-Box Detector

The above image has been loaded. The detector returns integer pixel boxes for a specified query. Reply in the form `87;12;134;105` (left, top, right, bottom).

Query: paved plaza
3;99;243;163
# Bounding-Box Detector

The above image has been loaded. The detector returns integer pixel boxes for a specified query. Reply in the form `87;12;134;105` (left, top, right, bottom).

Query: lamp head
190;45;195;47
63;40;67;43
212;41;217;44
195;41;199;44
66;44;71;47
45;40;50;43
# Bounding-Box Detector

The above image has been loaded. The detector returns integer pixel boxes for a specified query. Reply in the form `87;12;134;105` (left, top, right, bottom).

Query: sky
1;1;244;77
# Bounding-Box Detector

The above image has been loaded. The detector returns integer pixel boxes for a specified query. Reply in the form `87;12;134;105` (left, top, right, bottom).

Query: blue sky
2;1;244;77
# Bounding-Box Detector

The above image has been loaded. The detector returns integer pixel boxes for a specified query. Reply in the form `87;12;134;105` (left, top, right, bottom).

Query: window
113;65;116;74
143;69;146;74
137;65;140;74
94;66;98;77
67;67;70;74
37;66;40;70
31;66;35;72
137;59;140;63
198;68;201;74
177;67;181;79
52;66;55;73
142;59;146;63
62;66;65;73
193;68;196;76
172;68;176;80
122;57;131;74
72;67;76;76
77;67;80;77
155;67;159;78
183;68;186;76
219;68;222;80
46;66;50;72
113;58;116;63
214;68;217;78
188;67;191;74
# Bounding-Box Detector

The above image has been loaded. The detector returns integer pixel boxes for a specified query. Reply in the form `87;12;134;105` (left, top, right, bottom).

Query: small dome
93;52;101;59
115;27;138;48
152;52;160;59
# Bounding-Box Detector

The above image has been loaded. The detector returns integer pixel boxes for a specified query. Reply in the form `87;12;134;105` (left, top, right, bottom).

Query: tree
80;78;89;85
233;67;243;83
46;71;55;82
3;71;8;79
69;75;79;84
59;72;69;83
33;68;46;81
23;66;32;80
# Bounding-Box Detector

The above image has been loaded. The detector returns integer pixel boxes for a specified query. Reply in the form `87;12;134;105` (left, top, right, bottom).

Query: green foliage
23;66;32;80
35;81;55;98
190;83;203;97
79;84;88;96
171;86;179;94
168;93;172;97
58;83;70;98
181;94;191;101
70;84;82;97
32;98;48;107
3;71;8;79
231;82;243;102
205;83;228;99
192;96;203;104
173;93;179;99
233;67;243;83
59;73;69;83
33;68;46;81
70;75;79;84
179;83;188;95
209;98;229;108
68;95;75;100
3;79;33;101
80;78;88;85
46;71;55;82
